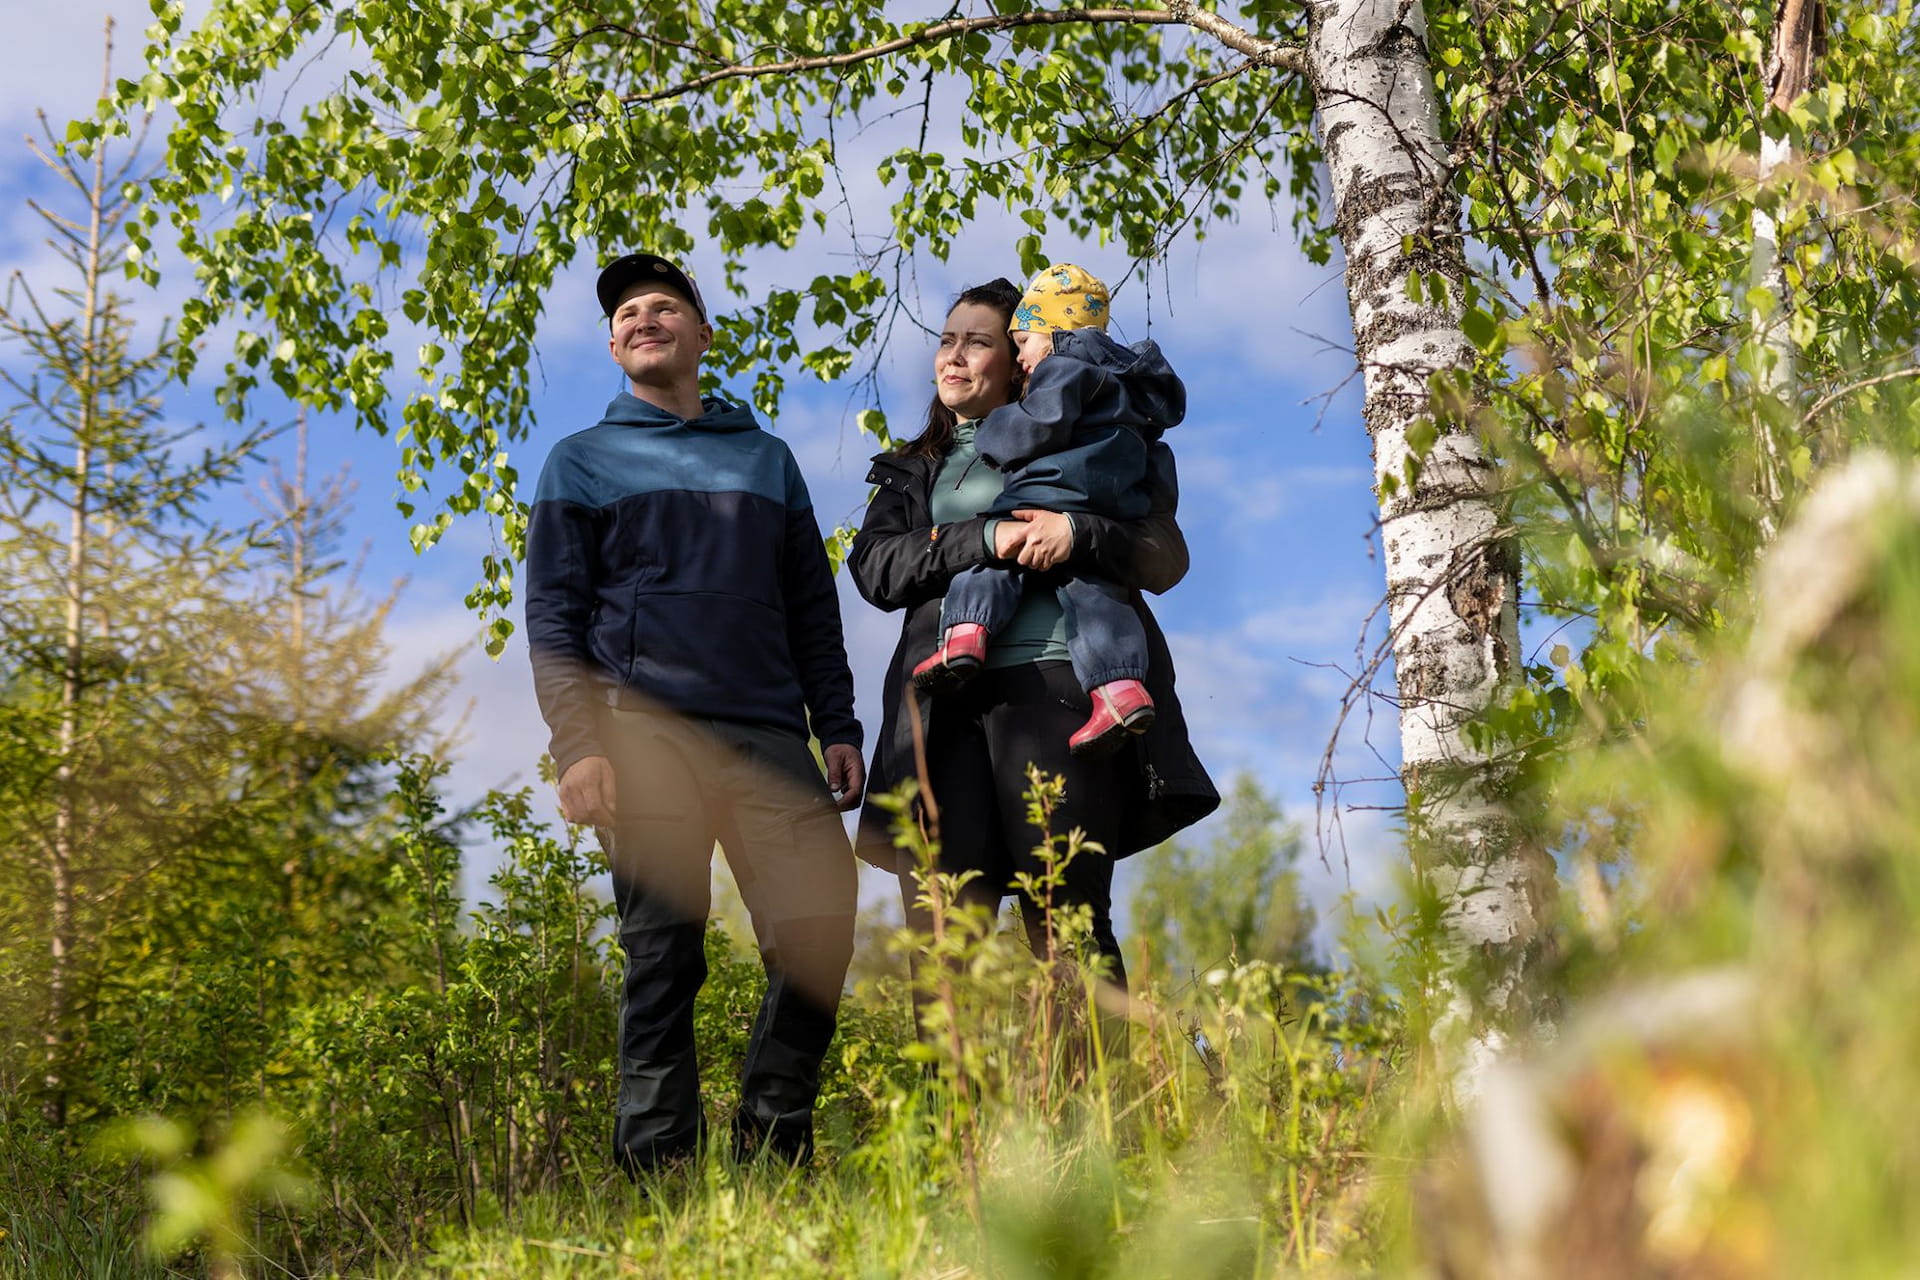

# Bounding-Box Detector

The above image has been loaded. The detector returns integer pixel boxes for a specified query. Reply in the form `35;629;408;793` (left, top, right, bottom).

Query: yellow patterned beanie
1010;263;1111;333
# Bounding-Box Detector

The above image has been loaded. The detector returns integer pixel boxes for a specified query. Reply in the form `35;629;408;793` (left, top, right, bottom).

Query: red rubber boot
910;623;989;695
1069;679;1156;757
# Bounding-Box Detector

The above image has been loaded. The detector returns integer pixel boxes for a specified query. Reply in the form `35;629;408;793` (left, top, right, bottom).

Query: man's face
607;283;711;387
1010;327;1055;376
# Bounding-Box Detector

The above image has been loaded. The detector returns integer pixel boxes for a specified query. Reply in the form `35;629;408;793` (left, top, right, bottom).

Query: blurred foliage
97;1110;310;1278
1372;451;1920;1276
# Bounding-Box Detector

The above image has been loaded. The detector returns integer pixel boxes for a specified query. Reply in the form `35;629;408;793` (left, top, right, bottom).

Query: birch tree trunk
1308;0;1547;1050
1751;0;1825;523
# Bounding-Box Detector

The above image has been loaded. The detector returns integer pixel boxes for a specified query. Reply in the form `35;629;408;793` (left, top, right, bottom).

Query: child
911;263;1184;757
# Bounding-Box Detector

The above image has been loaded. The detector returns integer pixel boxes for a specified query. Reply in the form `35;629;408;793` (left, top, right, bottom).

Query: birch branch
1800;366;1920;430
619;6;1304;107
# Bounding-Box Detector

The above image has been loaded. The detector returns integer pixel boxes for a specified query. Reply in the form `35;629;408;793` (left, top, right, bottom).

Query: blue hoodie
975;328;1185;519
525;391;860;779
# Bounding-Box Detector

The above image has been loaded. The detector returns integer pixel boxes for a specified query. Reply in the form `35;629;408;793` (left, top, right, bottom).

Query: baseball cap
596;252;707;322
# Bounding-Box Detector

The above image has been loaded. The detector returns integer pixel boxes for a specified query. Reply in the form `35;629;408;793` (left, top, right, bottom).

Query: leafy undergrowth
0;769;1406;1278
401;952;1399;1279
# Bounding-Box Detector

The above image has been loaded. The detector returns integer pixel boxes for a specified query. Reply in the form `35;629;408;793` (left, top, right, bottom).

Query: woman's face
934;301;1017;420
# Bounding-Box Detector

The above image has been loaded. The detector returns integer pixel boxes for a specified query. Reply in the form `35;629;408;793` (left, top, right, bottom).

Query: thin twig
1800;365;1920;429
619;8;1303;108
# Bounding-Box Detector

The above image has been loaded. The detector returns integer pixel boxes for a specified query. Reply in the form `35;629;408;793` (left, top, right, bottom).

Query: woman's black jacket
847;446;1220;871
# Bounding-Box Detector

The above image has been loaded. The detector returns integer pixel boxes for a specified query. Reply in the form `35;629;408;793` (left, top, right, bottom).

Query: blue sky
2;0;1407;943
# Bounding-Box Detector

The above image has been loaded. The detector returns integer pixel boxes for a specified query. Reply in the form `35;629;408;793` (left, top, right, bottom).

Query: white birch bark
1750;129;1792;534
1751;0;1824;526
1751;130;1794;405
1307;0;1546;1033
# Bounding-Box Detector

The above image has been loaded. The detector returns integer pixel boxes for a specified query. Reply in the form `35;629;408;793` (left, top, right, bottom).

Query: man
525;251;864;1172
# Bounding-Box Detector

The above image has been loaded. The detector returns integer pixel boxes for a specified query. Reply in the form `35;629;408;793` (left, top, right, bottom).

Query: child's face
1010;328;1054;376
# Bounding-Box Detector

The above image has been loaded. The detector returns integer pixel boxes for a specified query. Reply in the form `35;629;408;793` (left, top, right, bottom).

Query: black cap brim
596;253;707;321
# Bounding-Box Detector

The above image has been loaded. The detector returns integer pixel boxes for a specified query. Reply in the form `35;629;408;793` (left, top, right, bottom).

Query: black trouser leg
732;913;853;1163
611;916;708;1173
1014;849;1131;1069
982;662;1133;1067
1014;850;1127;988
896;859;1005;1047
715;724;858;1164
603;708;719;1176
907;662;1135;1067
980;663;1132;990
902;682;1013;1044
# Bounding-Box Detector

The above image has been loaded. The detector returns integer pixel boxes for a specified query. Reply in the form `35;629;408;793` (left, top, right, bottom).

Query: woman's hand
993;518;1030;560
1006;509;1074;570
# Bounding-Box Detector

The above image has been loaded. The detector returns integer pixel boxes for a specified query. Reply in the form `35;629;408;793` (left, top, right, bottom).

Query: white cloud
1172;411;1373;524
0;0;172;130
1242;589;1382;649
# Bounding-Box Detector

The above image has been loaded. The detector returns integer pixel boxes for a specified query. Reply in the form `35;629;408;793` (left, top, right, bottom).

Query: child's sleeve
976;357;1104;471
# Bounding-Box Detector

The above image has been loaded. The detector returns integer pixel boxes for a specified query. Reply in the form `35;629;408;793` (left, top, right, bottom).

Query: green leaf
1015;234;1046;277
1461;307;1502;354
1406;419;1439;459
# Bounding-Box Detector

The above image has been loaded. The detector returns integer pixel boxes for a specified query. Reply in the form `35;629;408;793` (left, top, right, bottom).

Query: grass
0;943;1400;1278
395;957;1398;1278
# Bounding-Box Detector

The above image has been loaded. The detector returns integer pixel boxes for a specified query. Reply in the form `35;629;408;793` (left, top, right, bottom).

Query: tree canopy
97;2;1334;645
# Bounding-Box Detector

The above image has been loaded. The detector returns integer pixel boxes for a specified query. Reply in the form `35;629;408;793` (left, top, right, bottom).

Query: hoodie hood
600;390;761;432
1052;329;1186;431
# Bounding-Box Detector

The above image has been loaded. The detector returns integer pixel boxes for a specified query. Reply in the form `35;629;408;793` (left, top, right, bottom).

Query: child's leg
1055;575;1148;691
942;564;1024;636
915;565;1024;693
1056;575;1155;757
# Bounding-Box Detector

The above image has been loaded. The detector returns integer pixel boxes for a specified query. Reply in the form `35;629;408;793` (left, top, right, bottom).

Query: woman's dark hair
895;277;1024;459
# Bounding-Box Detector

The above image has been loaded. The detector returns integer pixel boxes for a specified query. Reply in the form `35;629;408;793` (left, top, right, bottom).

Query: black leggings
897;660;1130;987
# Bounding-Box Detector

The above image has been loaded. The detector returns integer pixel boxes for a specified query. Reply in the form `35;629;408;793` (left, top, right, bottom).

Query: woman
850;278;1218;990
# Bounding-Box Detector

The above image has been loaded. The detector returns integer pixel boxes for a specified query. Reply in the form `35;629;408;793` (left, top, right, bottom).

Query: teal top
927;418;1070;668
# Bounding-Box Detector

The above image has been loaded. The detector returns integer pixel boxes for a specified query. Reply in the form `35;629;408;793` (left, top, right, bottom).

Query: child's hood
1053;328;1186;431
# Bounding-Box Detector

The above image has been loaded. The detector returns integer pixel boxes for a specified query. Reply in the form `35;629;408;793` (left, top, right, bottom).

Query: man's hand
993;518;1029;560
1007;509;1074;571
558;755;617;827
824;743;866;812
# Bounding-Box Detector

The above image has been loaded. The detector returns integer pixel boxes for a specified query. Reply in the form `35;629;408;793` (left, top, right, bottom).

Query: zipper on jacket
1145;763;1166;800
